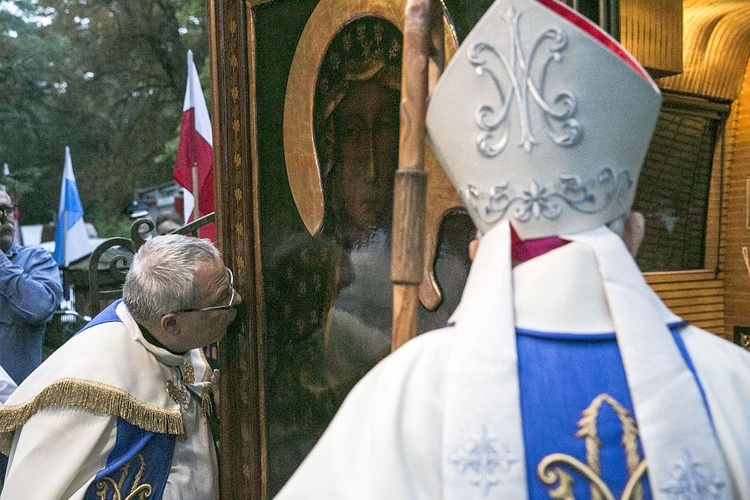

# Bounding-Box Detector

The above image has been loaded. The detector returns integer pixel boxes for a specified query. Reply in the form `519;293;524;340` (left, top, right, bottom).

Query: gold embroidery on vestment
182;362;195;384
166;379;189;409
94;453;154;500
537;393;647;499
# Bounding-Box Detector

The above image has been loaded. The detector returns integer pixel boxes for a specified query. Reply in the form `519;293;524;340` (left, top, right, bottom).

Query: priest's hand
211;369;220;406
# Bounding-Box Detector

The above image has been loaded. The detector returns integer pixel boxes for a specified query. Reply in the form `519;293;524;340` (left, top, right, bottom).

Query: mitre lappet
426;0;732;497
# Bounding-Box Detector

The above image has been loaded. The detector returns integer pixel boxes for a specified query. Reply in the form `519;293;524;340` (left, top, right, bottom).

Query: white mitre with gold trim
425;0;733;498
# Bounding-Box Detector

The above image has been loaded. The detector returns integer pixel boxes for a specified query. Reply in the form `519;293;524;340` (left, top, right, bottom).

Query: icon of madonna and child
264;14;474;495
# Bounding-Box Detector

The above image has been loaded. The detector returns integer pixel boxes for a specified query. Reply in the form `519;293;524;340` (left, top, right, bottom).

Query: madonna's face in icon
333;79;400;233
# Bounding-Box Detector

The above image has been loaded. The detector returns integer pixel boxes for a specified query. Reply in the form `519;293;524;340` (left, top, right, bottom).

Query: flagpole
61;210;67;267
191;161;200;221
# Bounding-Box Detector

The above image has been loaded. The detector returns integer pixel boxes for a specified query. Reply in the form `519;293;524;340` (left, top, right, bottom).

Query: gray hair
123;234;222;324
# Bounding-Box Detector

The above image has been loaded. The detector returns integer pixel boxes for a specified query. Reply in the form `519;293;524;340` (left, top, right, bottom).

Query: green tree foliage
0;0;209;236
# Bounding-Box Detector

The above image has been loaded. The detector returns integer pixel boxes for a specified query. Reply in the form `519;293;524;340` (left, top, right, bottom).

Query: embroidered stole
442;221;731;499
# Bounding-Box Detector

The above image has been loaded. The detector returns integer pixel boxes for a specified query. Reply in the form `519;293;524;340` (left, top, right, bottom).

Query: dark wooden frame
209;1;266;499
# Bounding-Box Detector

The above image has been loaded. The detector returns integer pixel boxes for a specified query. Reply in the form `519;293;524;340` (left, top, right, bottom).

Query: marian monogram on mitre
457;6;636;227
468;5;583;157
426;0;661;237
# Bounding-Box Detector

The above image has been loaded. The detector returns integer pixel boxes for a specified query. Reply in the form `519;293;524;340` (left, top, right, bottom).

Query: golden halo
283;0;456;236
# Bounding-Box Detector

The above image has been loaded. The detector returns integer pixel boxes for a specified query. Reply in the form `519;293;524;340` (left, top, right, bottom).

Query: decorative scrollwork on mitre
468;6;583;157
462;168;632;226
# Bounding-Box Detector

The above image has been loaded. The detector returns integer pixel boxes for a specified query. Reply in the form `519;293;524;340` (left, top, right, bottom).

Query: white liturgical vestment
0;301;218;500
275;223;750;499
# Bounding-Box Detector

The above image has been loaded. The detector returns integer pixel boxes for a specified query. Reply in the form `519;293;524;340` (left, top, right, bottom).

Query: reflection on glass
265;16;473;495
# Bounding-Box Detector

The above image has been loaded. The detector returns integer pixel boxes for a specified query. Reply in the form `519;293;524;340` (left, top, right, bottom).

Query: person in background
0;187;62;486
0;188;62;386
0;365;15;408
0;234;237;499
274;0;750;497
155;211;184;236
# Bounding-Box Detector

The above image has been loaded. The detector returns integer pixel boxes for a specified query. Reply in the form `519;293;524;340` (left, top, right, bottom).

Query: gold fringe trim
201;387;215;418
0;378;185;447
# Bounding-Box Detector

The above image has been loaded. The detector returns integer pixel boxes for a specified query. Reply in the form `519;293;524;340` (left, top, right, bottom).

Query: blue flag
53;147;89;266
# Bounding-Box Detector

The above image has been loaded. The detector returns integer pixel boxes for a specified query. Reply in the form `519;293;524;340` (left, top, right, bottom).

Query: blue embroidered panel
516;322;704;499
84;418;175;500
74;299;123;336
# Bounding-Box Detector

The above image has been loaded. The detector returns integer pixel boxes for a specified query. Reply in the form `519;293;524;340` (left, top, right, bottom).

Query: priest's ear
160;313;180;337
607;211;645;257
468;238;480;262
623;211;645;257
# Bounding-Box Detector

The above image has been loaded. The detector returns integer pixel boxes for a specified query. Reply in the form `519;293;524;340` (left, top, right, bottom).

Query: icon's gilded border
283;0;456;236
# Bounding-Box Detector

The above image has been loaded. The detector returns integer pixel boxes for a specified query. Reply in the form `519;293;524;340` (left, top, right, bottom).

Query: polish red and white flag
173;49;215;241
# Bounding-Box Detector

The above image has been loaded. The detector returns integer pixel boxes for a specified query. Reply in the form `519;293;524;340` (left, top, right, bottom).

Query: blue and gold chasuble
517;321;708;498
84;420;175;499
74;301;177;500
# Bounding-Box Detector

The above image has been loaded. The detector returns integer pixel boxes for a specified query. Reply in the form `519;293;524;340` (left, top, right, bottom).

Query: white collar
513;240;613;333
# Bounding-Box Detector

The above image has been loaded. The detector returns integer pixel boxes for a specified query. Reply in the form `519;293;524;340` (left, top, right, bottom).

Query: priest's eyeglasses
173;268;236;314
0;204;16;218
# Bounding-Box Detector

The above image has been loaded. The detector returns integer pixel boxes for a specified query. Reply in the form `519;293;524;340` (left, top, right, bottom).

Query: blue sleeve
0;248;63;323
